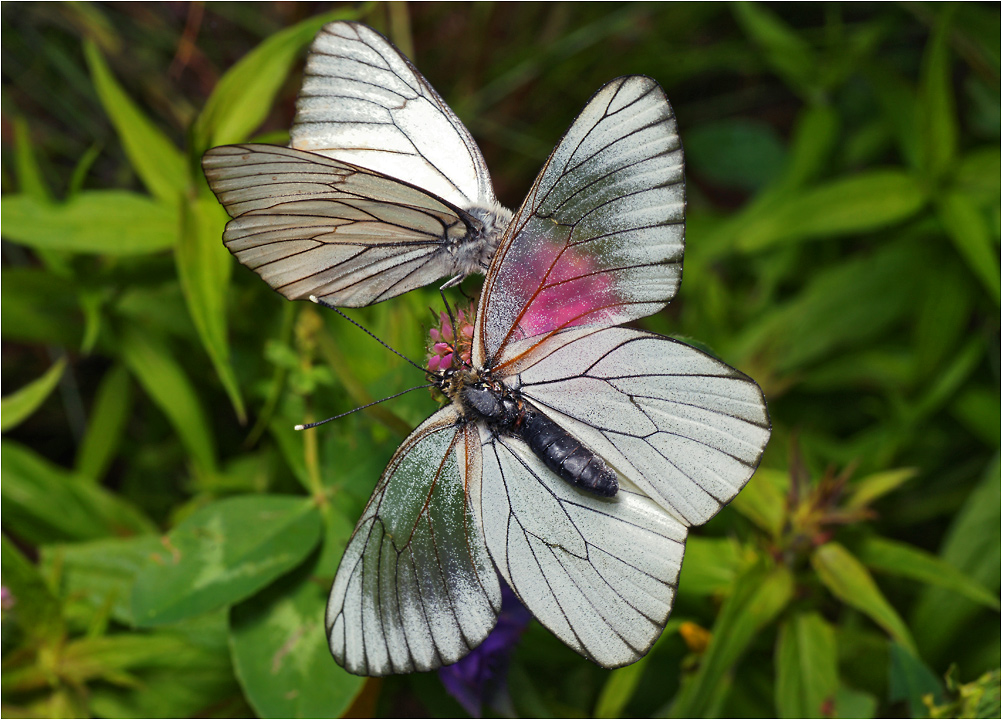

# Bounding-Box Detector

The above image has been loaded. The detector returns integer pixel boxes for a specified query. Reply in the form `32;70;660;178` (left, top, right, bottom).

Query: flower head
426;306;474;374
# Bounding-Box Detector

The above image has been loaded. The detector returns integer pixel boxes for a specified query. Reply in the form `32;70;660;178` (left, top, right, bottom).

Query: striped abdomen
519;409;619;497
460;379;618;497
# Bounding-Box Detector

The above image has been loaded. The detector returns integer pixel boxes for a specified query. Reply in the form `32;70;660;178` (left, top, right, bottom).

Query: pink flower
426;306;474;374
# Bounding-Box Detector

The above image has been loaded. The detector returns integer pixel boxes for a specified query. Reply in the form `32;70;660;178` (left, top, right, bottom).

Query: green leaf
954;147;1001;205
866;66;921;171
75;364;133;482
131;495;322;627
1;356;66;432
936;191;1001;302
1;536;65;645
13;116;52;202
684;119;786;192
845;468;916;510
1;439;157;544
888;642;943;717
594;652;653;718
230;555;364;718
119;324;217;474
83;40;187;203
65;633;201;683
676;536;746;597
737;240;925;373
42;535;163;627
834;684;878;719
912;456;1001;660
1;192;177;254
912;336;985;421
737;170;927;252
777;103;840;191
729;467;788;537
176;196;245;422
732;2;817;99
859;537;999;610
68;142;103;198
913;259;976;381
669;563;793;717
811;542;916;653
85;613;244;718
951;386;1001;447
917;7;957;180
1;267;82;347
5;632;210;692
192;10;356;150
775;612;838;718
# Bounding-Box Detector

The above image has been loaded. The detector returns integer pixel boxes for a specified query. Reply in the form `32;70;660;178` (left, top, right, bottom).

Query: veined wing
203;144;481;306
326;407;501;675
476;75;684;367
292;21;495;209
514;327;771;526
475;426;687;668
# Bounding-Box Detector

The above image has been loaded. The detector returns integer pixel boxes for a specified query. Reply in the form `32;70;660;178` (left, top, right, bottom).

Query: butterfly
202;21;512;307
324;71;772;675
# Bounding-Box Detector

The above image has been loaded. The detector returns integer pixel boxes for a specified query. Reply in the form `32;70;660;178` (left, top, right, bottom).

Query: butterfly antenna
309;295;428;374
437;288;474;370
439;288;458;345
457;282;476;305
295;384;434;430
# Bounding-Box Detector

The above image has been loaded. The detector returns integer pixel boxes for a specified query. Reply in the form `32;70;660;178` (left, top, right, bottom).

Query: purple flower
439;581;532;717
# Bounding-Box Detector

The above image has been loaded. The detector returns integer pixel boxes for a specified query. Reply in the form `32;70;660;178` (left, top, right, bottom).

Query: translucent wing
202;144;484;307
326;408;501;675
513;326;771;526
474;426;687;668
292;21;496;209
476;75;685;367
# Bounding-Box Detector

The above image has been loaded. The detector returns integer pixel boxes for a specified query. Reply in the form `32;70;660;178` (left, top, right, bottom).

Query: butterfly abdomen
458;379;618;497
519;409;619;497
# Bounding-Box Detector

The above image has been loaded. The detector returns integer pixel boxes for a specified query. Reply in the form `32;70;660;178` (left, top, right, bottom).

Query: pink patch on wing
519;242;614;337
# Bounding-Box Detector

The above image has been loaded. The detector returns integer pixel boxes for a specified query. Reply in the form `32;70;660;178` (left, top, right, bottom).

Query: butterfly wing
462;76;768;666
203;144;484;306
512;326;771;526
292;21;496;210
475;75;685;367
474;425;687;667
326;407;501;675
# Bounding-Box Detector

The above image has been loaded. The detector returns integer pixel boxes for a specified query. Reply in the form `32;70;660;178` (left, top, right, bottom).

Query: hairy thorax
455;201;513;274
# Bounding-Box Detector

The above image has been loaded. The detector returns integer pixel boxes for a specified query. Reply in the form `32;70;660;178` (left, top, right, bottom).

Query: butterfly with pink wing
323;71;771;675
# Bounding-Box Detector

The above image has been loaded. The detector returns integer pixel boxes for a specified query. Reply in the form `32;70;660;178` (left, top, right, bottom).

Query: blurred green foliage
2;2;999;717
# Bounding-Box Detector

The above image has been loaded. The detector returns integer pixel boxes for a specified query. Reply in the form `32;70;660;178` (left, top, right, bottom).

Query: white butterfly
324;72;772;675
202;22;512;307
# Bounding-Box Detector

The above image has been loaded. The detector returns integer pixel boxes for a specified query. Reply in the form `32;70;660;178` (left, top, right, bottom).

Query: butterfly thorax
450;368;619;498
457;202;514;274
454;371;522;428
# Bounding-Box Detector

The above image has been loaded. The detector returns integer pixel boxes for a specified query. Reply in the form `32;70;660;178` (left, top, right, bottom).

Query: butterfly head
461;202;513;273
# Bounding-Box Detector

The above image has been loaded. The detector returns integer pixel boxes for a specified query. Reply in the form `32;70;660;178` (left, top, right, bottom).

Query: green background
2;3;999;717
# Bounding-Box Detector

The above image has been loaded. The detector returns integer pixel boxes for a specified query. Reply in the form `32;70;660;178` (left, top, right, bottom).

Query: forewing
326;408;501;675
292;21;495;208
516;327;771;526
476;76;684;367
203;144;474;306
475;426;687;668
